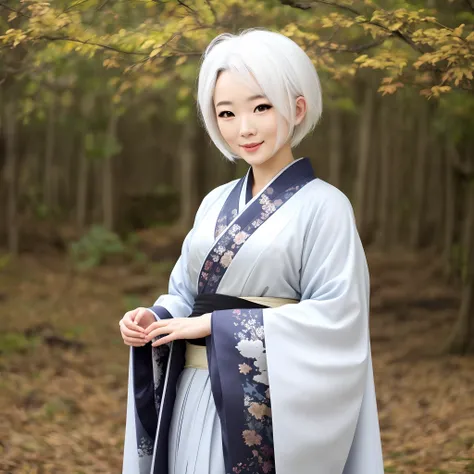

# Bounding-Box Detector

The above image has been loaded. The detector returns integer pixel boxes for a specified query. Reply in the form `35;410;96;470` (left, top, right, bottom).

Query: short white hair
197;28;323;161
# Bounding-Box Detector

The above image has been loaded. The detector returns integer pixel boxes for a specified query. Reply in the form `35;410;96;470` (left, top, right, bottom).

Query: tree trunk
76;139;89;232
102;111;118;231
328;107;342;189
443;142;457;277
4;101;19;255
43;98;57;210
354;84;374;237
178;120;199;230
391;104;407;245
427;136;443;249
446;176;474;354
377;99;391;248
409;103;429;248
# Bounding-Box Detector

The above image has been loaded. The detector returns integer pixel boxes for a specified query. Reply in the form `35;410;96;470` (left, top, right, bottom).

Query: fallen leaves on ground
0;250;473;473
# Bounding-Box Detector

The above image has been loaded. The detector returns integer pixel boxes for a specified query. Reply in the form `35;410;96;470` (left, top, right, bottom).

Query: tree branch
280;0;427;55
308;0;360;15
328;39;385;53
280;0;312;10
0;1;30;18
64;0;92;13
176;0;197;15
96;0;112;11
465;0;474;13
204;0;218;23
40;35;149;56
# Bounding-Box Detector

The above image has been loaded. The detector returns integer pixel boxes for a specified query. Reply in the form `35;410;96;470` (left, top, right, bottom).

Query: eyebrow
215;94;267;108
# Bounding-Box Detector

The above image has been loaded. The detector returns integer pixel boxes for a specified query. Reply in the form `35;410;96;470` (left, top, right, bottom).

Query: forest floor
0;243;473;474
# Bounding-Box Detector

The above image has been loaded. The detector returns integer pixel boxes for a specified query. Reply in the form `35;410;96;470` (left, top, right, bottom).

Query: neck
251;144;295;197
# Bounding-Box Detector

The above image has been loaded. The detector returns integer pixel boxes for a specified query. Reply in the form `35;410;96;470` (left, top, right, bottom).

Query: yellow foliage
378;82;404;95
0;0;471;100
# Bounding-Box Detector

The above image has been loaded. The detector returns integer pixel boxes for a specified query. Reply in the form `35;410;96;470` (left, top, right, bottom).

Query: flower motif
243;430;262;446
263;460;274;473
220;250;234;268
234;231;249;245
137;437;153;457
216;225;226;236
215;245;226;256
262;200;276;214
248;402;270;420
236;338;264;359
229;224;241;236
239;363;252;375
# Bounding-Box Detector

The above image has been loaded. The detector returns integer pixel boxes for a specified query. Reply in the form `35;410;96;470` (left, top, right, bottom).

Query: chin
237;149;274;167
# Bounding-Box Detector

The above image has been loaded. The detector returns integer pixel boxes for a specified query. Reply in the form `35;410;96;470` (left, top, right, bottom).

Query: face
213;70;291;167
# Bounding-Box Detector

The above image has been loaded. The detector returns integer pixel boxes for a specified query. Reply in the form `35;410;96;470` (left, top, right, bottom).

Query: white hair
197;28;323;161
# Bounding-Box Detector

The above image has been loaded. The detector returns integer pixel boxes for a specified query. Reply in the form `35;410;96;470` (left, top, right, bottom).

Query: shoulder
195;178;240;222
302;178;355;220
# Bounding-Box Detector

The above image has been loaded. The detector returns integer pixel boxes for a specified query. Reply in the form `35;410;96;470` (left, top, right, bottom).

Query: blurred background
0;0;473;472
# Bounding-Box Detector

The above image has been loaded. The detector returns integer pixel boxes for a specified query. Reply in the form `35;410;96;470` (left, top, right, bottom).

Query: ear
295;96;307;126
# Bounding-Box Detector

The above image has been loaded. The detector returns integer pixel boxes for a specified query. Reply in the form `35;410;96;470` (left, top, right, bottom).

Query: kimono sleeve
262;190;371;474
148;184;229;320
206;188;378;474
147;228;197;320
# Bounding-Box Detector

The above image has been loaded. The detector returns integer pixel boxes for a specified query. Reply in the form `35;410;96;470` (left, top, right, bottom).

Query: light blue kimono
123;158;384;474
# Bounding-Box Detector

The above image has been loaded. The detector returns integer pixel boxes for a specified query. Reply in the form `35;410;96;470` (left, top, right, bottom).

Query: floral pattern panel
214;176;245;238
206;308;274;474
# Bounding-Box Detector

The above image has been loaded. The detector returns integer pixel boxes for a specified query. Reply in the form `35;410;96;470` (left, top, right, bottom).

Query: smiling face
213;70;292;168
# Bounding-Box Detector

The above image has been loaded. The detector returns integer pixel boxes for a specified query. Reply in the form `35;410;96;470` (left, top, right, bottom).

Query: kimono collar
238;157;310;211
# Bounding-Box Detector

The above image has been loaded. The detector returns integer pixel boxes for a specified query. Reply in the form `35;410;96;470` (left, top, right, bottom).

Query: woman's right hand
119;307;150;347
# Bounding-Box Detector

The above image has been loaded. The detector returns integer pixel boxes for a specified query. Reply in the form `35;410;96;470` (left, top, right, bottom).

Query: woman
120;28;384;474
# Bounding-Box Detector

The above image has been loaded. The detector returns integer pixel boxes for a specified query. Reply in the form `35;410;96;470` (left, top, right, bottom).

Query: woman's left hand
144;314;212;347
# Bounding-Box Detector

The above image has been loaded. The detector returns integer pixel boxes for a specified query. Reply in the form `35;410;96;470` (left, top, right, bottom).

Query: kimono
122;157;384;474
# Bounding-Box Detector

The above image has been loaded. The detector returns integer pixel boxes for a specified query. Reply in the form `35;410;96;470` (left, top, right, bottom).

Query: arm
206;189;377;474
262;190;371;474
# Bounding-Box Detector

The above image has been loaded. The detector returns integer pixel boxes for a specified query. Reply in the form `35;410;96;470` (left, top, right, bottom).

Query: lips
241;141;264;151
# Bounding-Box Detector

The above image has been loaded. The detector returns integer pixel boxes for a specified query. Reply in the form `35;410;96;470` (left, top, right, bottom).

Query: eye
218;110;234;118
255;104;272;113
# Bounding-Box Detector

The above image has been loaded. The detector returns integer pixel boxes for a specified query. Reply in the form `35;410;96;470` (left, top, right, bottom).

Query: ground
0;247;473;473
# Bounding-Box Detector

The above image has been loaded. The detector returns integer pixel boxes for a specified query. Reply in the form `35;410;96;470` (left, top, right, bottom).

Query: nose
239;116;257;138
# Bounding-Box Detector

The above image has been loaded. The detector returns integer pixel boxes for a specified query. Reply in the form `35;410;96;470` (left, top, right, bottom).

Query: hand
119;307;151;347
133;307;157;330
144;314;212;347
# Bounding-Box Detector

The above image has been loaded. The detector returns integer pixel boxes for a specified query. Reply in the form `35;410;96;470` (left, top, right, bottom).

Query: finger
123;310;136;321
145;326;174;341
123;334;146;343
151;334;175;347
120;325;147;339
134;308;148;325
122;317;145;333
123;338;146;347
144;320;169;335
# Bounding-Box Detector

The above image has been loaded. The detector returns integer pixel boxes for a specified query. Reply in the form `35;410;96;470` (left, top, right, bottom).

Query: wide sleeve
206;189;379;474
147;228;197;320
147;186;223;319
262;190;371;474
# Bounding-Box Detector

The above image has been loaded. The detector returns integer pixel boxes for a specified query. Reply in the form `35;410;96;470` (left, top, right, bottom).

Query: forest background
0;0;473;472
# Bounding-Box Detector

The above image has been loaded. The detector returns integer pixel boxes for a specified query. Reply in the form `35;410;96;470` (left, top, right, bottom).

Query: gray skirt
168;368;225;474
